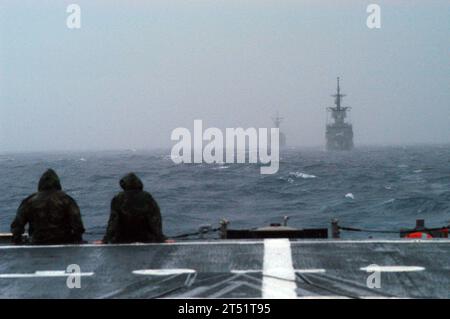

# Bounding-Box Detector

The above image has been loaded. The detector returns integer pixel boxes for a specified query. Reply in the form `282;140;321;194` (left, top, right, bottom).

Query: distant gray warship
326;77;353;150
272;112;286;148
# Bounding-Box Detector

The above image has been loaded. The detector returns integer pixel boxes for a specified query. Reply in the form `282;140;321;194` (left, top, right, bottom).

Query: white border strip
360;265;425;272
0;271;94;278
133;269;196;276
0;239;449;249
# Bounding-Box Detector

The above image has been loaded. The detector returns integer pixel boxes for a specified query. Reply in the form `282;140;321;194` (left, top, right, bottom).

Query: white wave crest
289;171;317;179
213;165;229;170
345;193;355;199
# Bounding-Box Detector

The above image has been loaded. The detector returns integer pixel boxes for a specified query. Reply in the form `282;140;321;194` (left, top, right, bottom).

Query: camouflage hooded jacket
103;173;166;244
10;169;85;244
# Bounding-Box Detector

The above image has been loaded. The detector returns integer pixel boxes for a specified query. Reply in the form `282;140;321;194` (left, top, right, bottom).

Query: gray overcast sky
1;0;449;152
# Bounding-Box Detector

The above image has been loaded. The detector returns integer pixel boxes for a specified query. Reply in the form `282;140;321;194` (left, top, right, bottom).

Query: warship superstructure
272;112;286;148
326;77;353;150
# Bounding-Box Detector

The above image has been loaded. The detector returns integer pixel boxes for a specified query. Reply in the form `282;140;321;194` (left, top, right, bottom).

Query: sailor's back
103;173;165;244
10;169;85;245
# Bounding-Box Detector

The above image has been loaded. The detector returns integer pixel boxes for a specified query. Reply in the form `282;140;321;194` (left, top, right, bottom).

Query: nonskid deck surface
0;239;448;298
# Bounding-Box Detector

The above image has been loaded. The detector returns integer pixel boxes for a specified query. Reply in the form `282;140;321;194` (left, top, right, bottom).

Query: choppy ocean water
0;145;449;241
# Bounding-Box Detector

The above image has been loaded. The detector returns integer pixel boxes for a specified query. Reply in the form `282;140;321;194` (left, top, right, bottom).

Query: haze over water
1;0;449;152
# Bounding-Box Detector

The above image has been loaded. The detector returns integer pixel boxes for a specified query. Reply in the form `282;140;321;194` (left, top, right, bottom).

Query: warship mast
325;77;354;150
334;77;344;111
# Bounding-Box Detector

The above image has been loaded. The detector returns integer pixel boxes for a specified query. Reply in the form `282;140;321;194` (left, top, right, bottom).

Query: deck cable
148;273;230;299
338;226;399;234
295;273;360;299
338;225;448;234
170;227;221;239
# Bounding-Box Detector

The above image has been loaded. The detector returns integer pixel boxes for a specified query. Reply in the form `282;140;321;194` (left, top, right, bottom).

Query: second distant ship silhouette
272;112;286;148
272;77;354;151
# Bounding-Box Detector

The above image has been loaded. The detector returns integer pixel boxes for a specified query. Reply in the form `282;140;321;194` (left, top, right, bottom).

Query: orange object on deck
405;232;433;239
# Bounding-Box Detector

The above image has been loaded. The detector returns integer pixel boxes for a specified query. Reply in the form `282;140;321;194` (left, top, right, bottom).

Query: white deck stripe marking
231;270;260;274
133;269;196;276
0;271;94;278
231;269;325;274
360;266;425;272
262;239;297;299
